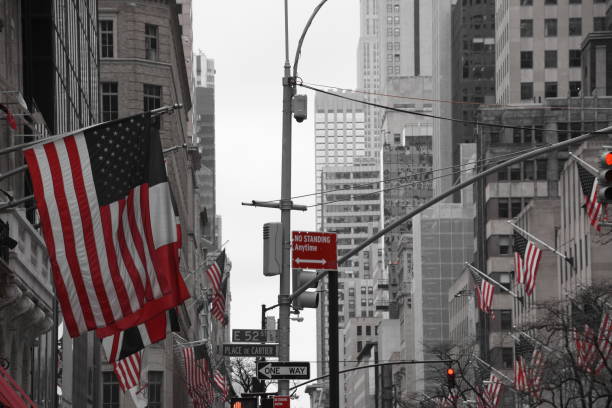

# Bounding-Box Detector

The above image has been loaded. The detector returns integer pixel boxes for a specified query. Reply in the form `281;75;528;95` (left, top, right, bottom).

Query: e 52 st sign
232;329;278;343
291;231;337;270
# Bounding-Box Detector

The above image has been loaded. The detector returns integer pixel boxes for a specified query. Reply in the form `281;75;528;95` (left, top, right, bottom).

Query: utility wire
310;150;529;208
287;143;547;203
301;81;612;111
299;82;590;135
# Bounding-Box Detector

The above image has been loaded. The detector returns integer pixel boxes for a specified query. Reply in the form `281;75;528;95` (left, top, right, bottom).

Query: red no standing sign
291;231;337;270
274;395;291;408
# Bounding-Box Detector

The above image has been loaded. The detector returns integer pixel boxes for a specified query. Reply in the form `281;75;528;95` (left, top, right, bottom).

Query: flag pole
569;152;598;174
465;262;522;300
507;220;573;266
511;328;557;354
0;104;183;157
472;356;515;387
0;165;28;183
0;194;34;211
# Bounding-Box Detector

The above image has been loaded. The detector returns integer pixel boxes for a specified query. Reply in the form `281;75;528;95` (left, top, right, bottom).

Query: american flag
434;389;458;408
206;250;226;293
514;335;533;391
100;308;180;363
577;162;604;230
182;344;214;407
0;103;17;130
528;347;545;400
214;369;229;400
575;325;598;371
469;267;495;317
594;312;612;374
112;351;142;392
477;374;503;408
512;231;542;296
23;114;190;337
212;274;228;325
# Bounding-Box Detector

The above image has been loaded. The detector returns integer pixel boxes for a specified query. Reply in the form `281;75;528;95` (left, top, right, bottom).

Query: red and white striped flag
595;312;612;374
211;274;228;325
514;357;528;392
528;347;545;400
23;114;190;337
577;163;604;230
206;250;226;293
214;370;229;400
182;345;214;407
575;325;598;371
512;231;542;296
476;281;495;316
113;351;142;392
485;374;503;408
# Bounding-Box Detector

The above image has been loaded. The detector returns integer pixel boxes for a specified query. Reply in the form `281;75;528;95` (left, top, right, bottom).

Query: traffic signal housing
230;397;257;408
446;367;456;389
598;150;612;204
292;269;319;309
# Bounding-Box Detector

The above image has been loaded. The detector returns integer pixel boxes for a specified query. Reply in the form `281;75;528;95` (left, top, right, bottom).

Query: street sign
256;361;310;380
222;343;278;357
232;329;278;343
291;231;337;270
274;395;290;408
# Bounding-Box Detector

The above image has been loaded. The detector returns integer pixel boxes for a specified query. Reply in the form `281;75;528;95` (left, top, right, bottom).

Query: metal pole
568;152;599;174
289;125;612;302
278;0;293;396
328;270;339;406
464;262;522;300
507;220;572;264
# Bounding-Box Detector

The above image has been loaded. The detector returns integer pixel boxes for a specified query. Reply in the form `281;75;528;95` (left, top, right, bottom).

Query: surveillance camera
292;94;307;123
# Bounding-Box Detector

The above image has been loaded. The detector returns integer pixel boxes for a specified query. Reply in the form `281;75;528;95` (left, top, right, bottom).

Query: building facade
495;0;607;104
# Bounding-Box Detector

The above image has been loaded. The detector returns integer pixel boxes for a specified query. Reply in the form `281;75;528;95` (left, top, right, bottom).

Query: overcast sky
192;1;359;405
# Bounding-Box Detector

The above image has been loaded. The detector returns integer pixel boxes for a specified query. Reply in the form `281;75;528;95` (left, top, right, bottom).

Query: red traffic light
447;368;455;376
601;151;612;167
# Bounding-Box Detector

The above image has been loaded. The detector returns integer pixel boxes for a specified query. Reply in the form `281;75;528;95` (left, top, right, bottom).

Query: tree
230;358;270;394
396;282;612;408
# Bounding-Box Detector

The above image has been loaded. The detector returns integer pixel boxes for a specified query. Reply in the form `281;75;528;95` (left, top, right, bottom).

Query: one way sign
256;361;310;380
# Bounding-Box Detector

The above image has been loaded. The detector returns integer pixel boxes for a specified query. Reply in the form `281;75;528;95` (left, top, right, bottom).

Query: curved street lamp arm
293;0;329;79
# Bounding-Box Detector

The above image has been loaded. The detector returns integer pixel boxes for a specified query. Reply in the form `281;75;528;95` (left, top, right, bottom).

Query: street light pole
278;0;294;396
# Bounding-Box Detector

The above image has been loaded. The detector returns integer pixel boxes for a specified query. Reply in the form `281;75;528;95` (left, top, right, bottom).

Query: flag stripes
206;250;225;293
512;231;542;296
577;163;604;230
113;352;142;392
476;280;495;315
23;114;189;337
595;312;612;374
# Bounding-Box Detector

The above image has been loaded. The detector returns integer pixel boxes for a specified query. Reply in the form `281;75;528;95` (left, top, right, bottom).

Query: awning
0;366;36;408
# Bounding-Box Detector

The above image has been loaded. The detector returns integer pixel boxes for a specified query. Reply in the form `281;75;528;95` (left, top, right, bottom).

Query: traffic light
230;397;257;408
446;367;456;389
598;150;612;204
292;269;319;309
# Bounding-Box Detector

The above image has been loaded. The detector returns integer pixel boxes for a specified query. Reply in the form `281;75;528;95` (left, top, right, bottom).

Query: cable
301;81;612;111
299;82;591;135
289;143;546;203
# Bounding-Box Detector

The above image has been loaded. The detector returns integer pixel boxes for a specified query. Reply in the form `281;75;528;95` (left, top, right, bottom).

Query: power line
289;143;546;203
301;81;612;111
299;82;589;135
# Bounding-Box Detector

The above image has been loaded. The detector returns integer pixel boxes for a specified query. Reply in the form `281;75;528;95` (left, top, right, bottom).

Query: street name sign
222;343;278;357
256;361;310;380
232;329;278;343
291;231;337;270
274;396;290;408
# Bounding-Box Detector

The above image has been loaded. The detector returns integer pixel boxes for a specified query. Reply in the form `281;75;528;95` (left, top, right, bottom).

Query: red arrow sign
292;231;337;270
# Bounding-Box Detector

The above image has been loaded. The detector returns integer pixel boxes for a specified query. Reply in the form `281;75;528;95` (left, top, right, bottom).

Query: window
99;20;114;58
366;326;371;335
536;160;547;180
500;310;512;330
544;50;557;68
498;199;509;218
594;17;607;32
570;81;581;97
357;326;362;335
145;24;159;60
520;82;533;100
499;237;510;255
102;372;119;408
513;129;522;144
502;348;513;369
569;18;582;36
569;0;581;3
545;82;558;98
569;50;581;67
520;51;533;69
148;371;163;408
101;82;118;122
357;341;363;352
511;199;522;217
520;0;532;4
544;0;556;3
520;19;533;37
144;84;162;127
524;161;535;180
544;19;557;37
349;287;355;296
510;165;521;180
498;169;508;181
